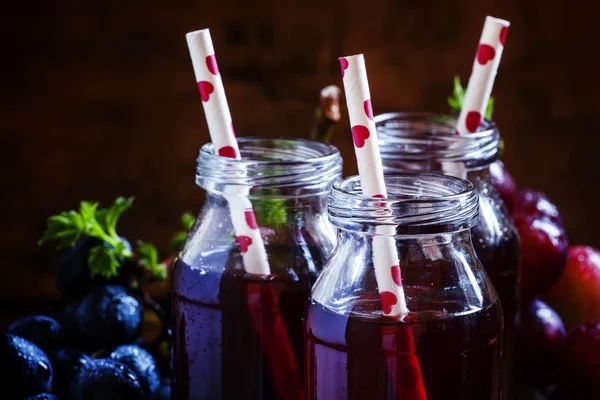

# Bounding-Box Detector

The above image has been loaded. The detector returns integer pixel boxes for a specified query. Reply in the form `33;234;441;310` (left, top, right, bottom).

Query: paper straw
186;29;269;275
443;16;509;179
186;29;303;399
339;54;407;318
456;16;510;135
340;54;427;400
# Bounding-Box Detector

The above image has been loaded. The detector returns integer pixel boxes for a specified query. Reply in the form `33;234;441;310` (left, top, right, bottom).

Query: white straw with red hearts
186;29;304;400
443;16;509;179
339;54;408;318
340;55;427;399
186;29;270;275
456;16;509;135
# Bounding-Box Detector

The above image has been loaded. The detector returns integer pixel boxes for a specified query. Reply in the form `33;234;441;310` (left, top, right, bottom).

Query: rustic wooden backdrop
0;0;598;313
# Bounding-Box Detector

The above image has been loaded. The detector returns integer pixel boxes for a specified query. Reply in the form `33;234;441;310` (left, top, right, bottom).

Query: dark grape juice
172;247;321;400
471;186;521;398
305;300;503;400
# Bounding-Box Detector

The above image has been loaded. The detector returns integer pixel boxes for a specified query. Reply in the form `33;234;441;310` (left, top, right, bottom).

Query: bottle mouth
375;112;499;171
329;173;479;234
196;137;343;197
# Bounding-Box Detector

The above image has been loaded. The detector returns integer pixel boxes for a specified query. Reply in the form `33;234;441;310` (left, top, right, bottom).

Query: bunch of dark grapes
0;199;193;399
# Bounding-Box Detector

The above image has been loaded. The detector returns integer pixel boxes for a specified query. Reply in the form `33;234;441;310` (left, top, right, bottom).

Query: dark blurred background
0;1;598;313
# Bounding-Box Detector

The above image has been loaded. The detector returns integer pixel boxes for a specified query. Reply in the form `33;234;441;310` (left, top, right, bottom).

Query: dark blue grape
0;334;53;399
76;285;142;348
48;349;91;397
57;237;133;299
56;237;103;299
153;379;171;400
57;302;85;349
109;345;160;399
6;315;65;352
25;394;61;399
71;358;143;400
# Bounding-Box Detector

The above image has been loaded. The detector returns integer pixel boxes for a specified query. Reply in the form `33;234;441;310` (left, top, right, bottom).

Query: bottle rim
196;137;343;197
329;173;479;234
375;112;499;171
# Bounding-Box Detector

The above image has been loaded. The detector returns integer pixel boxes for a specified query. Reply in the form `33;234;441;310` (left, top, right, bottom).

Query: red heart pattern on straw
206;54;219;75
465;111;482;133
237;236;253;253
218;146;238;158
372;193;386;208
340;54;408;318
476;44;496;65
456;16;510;136
380;291;398;315
245;209;258;230
339;57;349;78
198;81;214;102
391;265;403;287
364;99;374;120
499;26;508;46
351;125;370;148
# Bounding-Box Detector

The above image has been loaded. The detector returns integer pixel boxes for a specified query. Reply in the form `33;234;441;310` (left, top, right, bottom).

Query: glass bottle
375;112;520;399
305;173;503;400
172;137;342;400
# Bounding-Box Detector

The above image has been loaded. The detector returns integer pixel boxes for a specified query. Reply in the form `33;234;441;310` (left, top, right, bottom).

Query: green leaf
252;191;287;228
79;201;99;235
447;76;465;114
105;197;134;236
39;197;135;280
39;210;86;248
181;212;196;231
485;97;495;120
447;75;495;120
95;208;109;231
79;201;98;222
171;232;188;252
137;241;167;281
88;245;121;278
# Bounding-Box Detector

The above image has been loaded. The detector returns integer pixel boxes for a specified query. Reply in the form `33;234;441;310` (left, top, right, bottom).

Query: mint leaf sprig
447;76;494;120
39;197;166;282
252;190;288;228
137;241;167;281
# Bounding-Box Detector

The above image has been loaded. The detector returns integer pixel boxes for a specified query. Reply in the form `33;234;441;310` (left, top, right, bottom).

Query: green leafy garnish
40;197;133;253
88;245;122;278
39;196;162;281
137;241;167;281
40;197;134;278
252;190;288;228
171;212;196;251
448;76;494;120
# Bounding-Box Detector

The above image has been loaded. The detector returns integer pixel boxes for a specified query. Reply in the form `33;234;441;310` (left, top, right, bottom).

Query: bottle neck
375;112;500;173
339;225;474;246
465;165;492;189
329;174;479;235
441;163;492;189
196;137;343;198
204;189;332;251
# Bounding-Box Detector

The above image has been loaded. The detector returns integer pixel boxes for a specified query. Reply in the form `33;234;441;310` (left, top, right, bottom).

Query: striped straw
185;29;270;276
456;16;510;135
339;54;408;318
